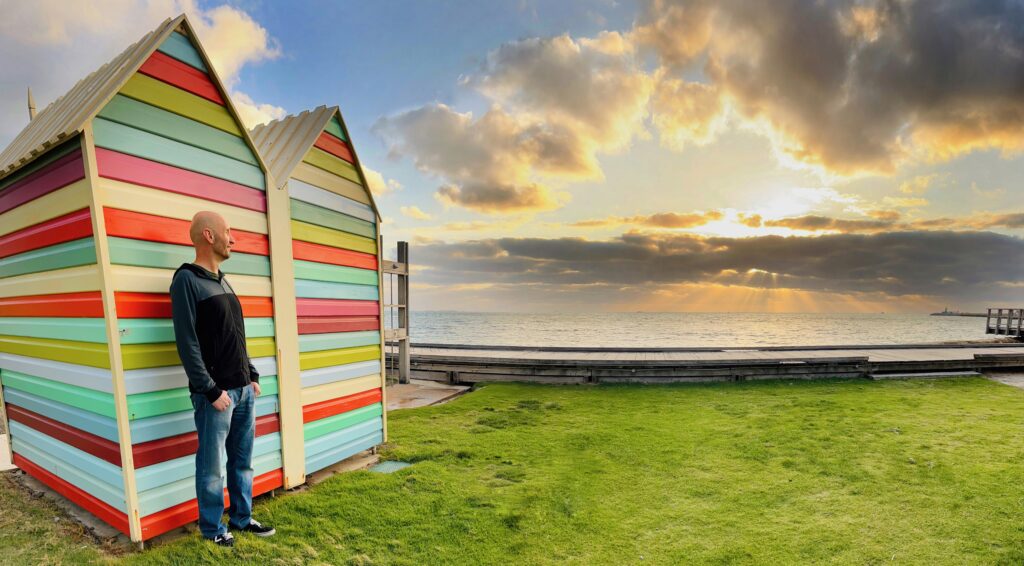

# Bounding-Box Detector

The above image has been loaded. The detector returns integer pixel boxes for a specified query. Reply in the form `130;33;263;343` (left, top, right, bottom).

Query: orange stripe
104;208;269;255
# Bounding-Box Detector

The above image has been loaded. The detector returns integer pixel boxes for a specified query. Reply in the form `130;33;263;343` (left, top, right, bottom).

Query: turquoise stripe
12;435;126;512
300;360;381;389
3;387;117;441
129;394;278;443
293;260;378;285
119;317;275;344
325;116;347;141
135;433;281;492
305;417;382;458
126;375;277;420
93;117;265;190
307;428;382;473
137;450;280;516
299;331;380;353
98;95;256;165
0;317;107;343
10;421;123;489
157;31;208;71
0;237;95;278
108;237;270;277
294;278;379;300
2;370;115;418
289;198;375;238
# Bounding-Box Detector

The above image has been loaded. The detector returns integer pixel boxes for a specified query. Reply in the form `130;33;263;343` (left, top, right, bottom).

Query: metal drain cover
370;461;412;473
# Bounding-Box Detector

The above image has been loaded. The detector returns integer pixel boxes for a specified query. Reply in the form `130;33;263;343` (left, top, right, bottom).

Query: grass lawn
5;377;1024;564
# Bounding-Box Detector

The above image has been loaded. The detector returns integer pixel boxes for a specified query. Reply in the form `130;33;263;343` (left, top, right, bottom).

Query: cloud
231;91;286;128
764;215;896;233
436;181;564;214
881;196;929;209
898;174;943;195
400;206;433;220
650;74;725;150
362;165;402;196
758;210;1024;233
570;210;724;229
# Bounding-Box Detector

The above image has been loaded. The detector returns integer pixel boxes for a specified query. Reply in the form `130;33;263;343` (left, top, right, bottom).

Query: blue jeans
191;385;255;539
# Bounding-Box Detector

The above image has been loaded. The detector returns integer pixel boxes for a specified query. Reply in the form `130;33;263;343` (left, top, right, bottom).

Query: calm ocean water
403;312;993;348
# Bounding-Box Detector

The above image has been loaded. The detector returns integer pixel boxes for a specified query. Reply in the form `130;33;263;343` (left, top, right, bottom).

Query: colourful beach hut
0;14;385;544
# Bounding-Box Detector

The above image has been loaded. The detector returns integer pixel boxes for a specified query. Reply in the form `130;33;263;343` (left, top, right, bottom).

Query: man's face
208;221;235;261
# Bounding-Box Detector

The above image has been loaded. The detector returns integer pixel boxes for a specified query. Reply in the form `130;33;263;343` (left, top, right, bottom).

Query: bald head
189;211;234;263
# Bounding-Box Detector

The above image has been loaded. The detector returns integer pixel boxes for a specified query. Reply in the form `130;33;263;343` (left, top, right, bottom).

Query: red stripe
139;468;282;540
298;316;379;334
0;291;104;317
0;208;92;259
313;132;354;163
292;240;377;270
104;208;269;255
0;151;84;215
13;453;131;536
138;51;225;105
296;298;379;318
6;403;121;466
303;388;381;423
132;413;279;468
95;148;266;212
114;292;272;319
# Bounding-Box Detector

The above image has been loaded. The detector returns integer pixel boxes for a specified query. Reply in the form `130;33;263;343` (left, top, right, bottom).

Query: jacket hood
174;262;223;281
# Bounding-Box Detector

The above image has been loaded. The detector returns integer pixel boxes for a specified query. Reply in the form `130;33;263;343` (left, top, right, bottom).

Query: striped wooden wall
289;115;384;474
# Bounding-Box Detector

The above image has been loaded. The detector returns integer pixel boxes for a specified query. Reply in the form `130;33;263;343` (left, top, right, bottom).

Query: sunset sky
2;0;1023;312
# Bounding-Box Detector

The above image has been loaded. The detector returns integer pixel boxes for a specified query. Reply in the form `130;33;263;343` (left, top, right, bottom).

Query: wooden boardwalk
395;343;1024;385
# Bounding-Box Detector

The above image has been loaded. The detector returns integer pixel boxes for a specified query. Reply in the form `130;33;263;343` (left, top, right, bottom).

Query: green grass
7;377;1024;564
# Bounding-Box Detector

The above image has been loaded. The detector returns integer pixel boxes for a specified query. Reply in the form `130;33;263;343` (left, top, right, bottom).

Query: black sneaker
211;532;235;547
237;519;276;537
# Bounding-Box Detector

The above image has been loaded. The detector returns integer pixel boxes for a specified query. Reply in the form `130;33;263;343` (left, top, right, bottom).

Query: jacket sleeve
248;360;260;383
169;273;222;402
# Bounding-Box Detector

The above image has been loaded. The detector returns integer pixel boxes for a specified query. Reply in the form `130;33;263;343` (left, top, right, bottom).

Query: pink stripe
297;298;380;317
0;151;85;215
95;148;267;212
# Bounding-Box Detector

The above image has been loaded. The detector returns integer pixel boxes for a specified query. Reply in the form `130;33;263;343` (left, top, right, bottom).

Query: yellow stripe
298;345;380;371
0;180;91;237
0;335;110;368
96;177;268;234
0;264;102;298
291;220;377;255
302;146;361;184
119;73;242;136
121;337;276;370
292;162;370;205
301;374;379;407
110;265;272;296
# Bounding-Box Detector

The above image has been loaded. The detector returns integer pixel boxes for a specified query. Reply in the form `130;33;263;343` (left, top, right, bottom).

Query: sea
401;312;993;349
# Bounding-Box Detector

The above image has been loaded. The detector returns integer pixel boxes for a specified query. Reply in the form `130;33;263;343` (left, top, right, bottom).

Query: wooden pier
389;342;1024;385
987;308;1024;338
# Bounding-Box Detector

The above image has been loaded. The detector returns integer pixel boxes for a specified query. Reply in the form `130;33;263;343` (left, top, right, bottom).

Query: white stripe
288;178;376;223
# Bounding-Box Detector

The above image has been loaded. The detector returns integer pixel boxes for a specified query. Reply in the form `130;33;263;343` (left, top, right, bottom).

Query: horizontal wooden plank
95;177;267;234
13;453;129;536
0;352;112;392
300;360;381;389
305;416;381;459
10;420;123;490
291;220;377;254
295;279;379;301
93;118;264;190
132;413;278;468
0;317;107;343
119;73;241;135
4;389;117;441
0;334;109;368
115;291;272;319
121;336;275;370
296;298;379;318
313;131;353;162
6;403;121;466
118;317;275;345
306;425;381;474
110;265;272;296
105;208;269;255
0;264;101;298
298;316;380;334
290;198;375;239
288;178;376;223
0;150;85;215
156;31;207;72
298;330;380;353
0;208;91;260
0;138;79;192
293;259;377;285
325;116;347;141
302;385;381;421
127;375;278;420
299;345;380;371
107;236;270;277
138;51;224;105
303;146;361;184
304;403;382;441
96;149;266;212
0;237;95;278
3;369;114;416
292;239;378;270
0;179;91;238
292;162;370;205
99;95;255;164
123;356;276;395
129;394;277;444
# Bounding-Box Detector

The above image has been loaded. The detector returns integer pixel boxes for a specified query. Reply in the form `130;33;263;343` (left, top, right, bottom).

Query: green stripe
0;317;107;344
325;116;347;141
126;376;278;420
303;147;361;184
294;279;379;301
93;118;264;190
298;331;381;353
119;74;241;136
304;403;382;441
289;198;375;238
0;137;80;192
0;238;96;278
293;260;377;286
157;31;208;72
98;95;256;165
2;369;116;418
119;317;275;344
108;237;270;277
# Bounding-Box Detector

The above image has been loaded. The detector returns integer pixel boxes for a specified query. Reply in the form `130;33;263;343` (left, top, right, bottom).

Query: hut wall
90;30;282;539
288;117;384;474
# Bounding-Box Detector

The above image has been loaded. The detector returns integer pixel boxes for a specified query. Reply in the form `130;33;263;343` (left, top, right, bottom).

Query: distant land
930;308;987;317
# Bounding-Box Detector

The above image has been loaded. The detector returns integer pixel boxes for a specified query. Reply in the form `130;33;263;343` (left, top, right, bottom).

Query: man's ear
203;228;215;244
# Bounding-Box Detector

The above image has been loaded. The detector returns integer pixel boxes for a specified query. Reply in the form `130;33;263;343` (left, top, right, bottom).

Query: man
170;211;275;547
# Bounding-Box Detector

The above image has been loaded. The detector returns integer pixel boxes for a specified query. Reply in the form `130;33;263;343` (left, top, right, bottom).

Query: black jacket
169;263;259;402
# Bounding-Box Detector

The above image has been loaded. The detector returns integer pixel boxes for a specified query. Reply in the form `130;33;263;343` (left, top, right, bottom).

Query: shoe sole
250;529;276;537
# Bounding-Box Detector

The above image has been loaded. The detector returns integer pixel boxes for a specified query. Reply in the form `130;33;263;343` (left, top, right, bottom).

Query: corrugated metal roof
0;16;183;182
